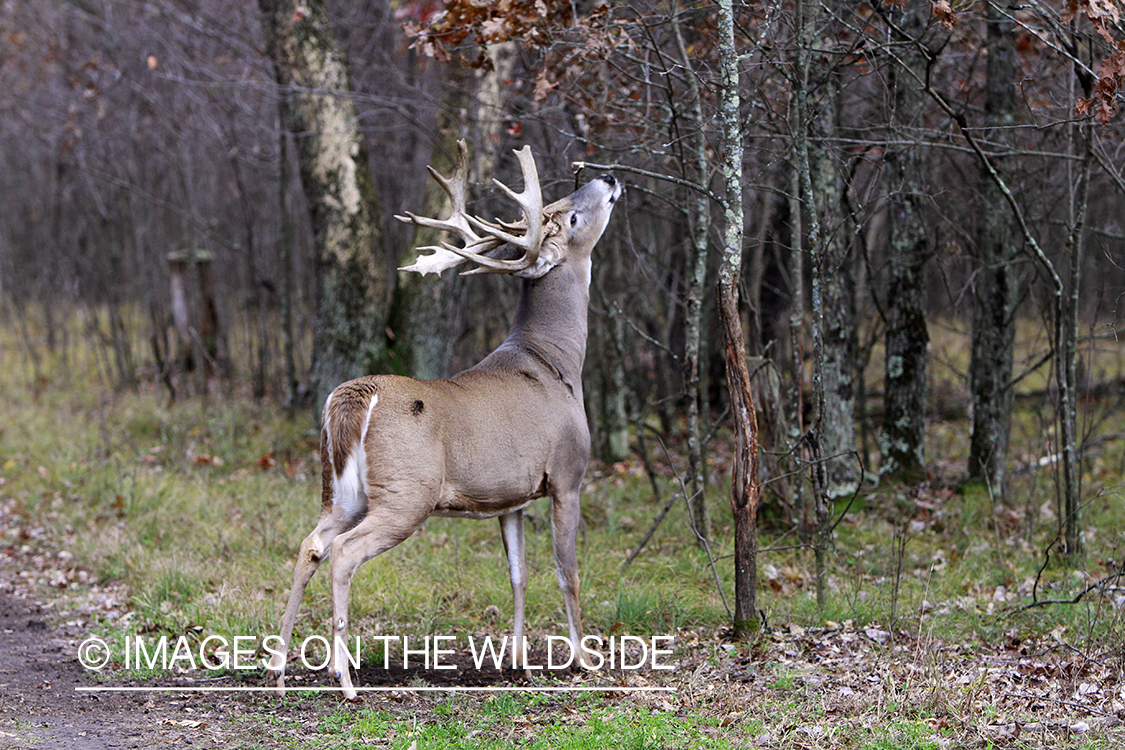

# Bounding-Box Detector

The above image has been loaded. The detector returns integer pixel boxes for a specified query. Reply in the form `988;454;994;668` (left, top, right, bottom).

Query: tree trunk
1059;132;1091;557
795;0;834;610
386;131;468;380
807;3;857;501
786;140;809;541
717;0;759;639
673;8;714;546
603;314;631;463
968;1;1020;497
881;4;930;484
259;0;389;414
387;43;519;381
278;128;299;410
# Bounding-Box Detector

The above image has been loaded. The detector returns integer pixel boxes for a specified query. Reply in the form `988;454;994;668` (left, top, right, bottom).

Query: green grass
319;694;739;750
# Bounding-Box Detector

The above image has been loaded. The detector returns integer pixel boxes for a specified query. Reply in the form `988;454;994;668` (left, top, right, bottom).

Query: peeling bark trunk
717;0;758;639
259;0;388;413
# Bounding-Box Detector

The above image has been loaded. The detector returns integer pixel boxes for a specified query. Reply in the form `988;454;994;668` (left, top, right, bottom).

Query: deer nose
598;174;622;202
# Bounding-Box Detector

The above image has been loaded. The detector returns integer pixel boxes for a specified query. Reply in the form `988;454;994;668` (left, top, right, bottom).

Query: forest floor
3;322;1125;748
2;534;1123;750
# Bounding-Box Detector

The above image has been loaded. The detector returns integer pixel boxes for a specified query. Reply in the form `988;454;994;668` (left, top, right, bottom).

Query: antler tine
394;140;486;247
445;145;545;274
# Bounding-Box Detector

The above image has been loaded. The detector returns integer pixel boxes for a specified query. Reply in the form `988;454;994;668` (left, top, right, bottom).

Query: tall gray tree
807;5;858;501
967;1;1021;497
259;0;389;412
795;0;851;609
672;8;716;546
880;4;930;484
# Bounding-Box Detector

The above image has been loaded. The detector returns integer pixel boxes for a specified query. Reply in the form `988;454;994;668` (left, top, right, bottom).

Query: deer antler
395;140;487;275
396;141;545;276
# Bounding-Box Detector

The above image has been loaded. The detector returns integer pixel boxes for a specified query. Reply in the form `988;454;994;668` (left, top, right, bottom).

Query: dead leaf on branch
932;0;957;29
480;17;508;43
533;70;556;102
1077;44;1125;124
1077;0;1122;25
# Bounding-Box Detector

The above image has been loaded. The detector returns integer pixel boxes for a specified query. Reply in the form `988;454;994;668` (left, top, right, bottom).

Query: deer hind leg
328;506;430;701
550;487;593;669
270;506;356;690
499;510;529;674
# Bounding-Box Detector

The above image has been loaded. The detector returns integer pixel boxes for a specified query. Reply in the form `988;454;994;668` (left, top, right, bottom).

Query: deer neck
499;260;591;392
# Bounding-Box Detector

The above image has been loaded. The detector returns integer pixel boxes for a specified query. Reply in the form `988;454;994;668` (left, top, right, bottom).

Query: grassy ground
1;315;1124;748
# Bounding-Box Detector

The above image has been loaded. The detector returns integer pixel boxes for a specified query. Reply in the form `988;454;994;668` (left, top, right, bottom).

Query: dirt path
1;588;151;749
0;567;549;749
0;523;354;750
0;586;298;749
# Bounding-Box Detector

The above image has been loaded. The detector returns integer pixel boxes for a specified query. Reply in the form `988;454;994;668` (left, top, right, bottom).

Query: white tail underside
329;394;378;519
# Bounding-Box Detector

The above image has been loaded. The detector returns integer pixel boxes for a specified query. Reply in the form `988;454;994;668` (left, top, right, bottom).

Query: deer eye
569;213;579;227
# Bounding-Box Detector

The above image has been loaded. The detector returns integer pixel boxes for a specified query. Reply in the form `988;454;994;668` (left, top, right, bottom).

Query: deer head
396;140;621;280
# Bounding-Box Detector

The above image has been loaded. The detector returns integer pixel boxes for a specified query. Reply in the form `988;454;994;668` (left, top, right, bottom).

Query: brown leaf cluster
932;0;958;30
1069;0;1125;123
400;0;581;66
396;0;710;148
1076;43;1125;124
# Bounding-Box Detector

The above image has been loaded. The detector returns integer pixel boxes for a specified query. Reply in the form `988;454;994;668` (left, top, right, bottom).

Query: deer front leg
550;488;593;670
271;508;353;691
499;510;529;674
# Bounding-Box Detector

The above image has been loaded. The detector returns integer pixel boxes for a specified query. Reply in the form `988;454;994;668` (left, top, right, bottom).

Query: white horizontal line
75;685;676;694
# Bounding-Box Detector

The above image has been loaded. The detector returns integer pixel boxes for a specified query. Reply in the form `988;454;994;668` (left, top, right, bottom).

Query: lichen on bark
259;0;388;412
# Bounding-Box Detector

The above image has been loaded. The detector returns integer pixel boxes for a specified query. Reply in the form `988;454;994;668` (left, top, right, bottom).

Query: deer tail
320;378;380;518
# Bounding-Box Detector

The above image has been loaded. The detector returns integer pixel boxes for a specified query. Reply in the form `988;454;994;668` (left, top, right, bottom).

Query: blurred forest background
3;0;1124;560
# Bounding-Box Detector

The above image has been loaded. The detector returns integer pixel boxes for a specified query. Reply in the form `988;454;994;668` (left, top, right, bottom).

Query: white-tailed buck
269;141;622;698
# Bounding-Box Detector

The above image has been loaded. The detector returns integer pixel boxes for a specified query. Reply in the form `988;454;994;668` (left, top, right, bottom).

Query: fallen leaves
662;617;1125;748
